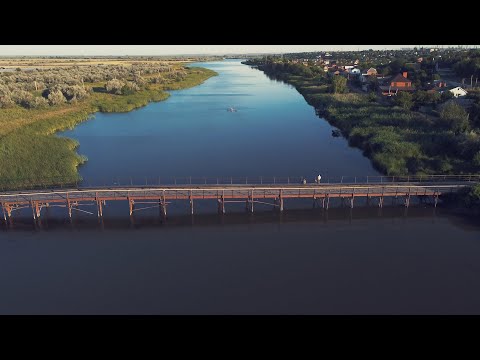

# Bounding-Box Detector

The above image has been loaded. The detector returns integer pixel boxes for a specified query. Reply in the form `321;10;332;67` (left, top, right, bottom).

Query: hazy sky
0;45;470;56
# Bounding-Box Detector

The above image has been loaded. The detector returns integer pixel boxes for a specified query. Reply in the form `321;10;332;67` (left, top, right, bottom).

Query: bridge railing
0;174;479;192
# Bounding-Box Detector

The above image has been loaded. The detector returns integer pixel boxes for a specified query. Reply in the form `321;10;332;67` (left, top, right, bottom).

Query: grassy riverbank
255;67;480;176
0;67;217;188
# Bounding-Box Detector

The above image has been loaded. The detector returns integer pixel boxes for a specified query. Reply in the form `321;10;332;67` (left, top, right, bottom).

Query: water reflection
1;206;478;234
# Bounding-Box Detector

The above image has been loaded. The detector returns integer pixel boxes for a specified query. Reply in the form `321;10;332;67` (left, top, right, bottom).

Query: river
1;60;480;314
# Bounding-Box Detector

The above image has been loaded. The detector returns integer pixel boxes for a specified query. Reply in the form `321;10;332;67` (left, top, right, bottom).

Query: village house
430;85;468;98
360;68;377;83
449;86;468;98
379;72;415;96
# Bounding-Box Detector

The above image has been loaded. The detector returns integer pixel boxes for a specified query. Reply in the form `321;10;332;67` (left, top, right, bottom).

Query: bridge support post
97;200;103;218
250;190;254;213
160;191;167;219
434;192;439;208
162;202;167;218
66;194;72;219
405;193;410;208
35;202;41;219
322;197;325;209
190;191;194;215
350;194;354;209
378;196;384;208
1;203;6;222
129;198;134;216
218;196;225;214
31;201;36;220
326;194;330;210
279;190;284;212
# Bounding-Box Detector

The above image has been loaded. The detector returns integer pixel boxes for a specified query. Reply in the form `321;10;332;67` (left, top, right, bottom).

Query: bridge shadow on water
1;203;478;233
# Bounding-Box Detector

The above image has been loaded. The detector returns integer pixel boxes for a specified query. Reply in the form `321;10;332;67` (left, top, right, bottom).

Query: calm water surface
1;60;480;314
61;60;379;180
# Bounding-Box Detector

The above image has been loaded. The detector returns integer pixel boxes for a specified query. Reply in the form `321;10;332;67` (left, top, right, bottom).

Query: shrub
47;89;66;106
105;79;125;95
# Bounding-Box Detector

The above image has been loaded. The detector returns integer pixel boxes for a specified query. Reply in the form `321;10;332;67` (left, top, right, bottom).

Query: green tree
471;151;480;168
441;91;454;102
395;91;413;110
440;102;470;134
331;76;347;94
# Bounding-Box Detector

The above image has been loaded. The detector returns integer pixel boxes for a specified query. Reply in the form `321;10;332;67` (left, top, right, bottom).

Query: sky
0;45;474;56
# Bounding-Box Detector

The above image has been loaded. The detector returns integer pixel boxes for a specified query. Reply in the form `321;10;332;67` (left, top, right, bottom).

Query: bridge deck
0;180;475;220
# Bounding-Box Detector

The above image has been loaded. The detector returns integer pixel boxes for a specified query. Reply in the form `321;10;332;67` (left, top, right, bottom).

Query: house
360;68;378;83
449;86;468;98
379;72;415;96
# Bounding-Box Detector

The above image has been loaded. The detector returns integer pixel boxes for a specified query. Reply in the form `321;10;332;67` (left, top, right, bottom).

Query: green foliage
441;91;454;101
440;102;470;134
414;90;441;106
473;151;480;167
395;91;413;110
331;76;347;94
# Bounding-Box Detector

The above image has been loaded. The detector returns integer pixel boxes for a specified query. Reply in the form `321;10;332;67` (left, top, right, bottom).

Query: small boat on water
227;107;237;112
332;129;341;137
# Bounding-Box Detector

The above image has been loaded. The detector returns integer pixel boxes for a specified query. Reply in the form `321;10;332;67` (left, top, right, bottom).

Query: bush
331;76;347;94
47;89;66;106
440;102;469;134
105;79;125;95
0;95;15;109
11;90;34;108
395;91;413;110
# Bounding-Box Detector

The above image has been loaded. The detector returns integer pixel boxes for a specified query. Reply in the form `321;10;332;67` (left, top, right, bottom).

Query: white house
449;86;468;98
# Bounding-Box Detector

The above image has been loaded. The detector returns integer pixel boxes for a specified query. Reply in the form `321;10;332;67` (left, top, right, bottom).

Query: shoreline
0;67;217;189
248;63;479;178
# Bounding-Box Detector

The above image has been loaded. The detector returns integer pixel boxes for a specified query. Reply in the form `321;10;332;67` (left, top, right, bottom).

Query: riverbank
0;67;217;189
249;63;480;177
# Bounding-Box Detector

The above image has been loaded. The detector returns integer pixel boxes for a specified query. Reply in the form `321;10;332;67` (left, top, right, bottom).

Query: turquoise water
61;60;380;181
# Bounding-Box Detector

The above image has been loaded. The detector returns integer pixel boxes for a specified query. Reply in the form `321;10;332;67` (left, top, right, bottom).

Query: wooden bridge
0;175;478;221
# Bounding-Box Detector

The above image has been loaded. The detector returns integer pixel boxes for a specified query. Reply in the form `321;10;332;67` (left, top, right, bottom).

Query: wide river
1;60;480;314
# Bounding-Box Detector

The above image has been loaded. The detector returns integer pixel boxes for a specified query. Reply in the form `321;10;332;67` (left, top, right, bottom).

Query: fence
0;174;479;192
